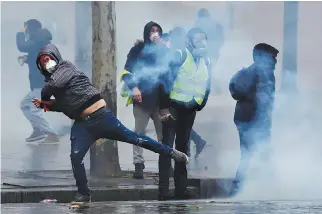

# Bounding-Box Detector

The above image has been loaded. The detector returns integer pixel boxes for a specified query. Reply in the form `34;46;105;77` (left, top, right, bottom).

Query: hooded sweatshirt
37;44;101;120
122;21;169;110
16;28;52;90
229;63;275;127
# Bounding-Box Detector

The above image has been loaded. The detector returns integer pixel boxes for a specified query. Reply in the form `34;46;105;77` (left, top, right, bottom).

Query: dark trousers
70;107;172;195
187;129;206;154
232;121;271;193
158;107;196;195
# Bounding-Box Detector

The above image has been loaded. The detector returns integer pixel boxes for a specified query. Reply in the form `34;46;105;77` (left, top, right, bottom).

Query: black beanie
25;19;42;33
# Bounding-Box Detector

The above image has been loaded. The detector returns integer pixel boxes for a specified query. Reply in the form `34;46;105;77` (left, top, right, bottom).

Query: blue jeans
70;107;172;195
20;89;56;135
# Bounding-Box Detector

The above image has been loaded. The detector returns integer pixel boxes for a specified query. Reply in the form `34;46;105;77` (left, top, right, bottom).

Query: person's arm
16;32;35;53
229;67;257;101
159;50;185;109
197;58;212;111
158;78;172;110
40;83;61;112
41;70;71;111
121;44;143;90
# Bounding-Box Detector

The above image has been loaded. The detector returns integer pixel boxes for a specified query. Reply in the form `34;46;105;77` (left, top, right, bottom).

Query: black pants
70;107;173;195
158;107;196;195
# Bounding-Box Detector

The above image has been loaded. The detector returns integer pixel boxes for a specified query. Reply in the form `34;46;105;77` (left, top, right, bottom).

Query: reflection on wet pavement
2;200;322;214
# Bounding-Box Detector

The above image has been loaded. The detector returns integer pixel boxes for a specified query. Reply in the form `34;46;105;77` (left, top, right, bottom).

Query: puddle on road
2;200;322;214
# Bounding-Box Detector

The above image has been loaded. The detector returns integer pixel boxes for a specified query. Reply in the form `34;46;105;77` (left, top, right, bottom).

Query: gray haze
1;1;322;200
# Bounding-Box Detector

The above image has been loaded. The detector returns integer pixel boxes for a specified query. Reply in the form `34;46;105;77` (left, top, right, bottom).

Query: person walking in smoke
195;8;224;64
120;21;168;179
32;44;188;203
16;19;59;143
158;27;212;200
195;8;224;94
229;43;279;196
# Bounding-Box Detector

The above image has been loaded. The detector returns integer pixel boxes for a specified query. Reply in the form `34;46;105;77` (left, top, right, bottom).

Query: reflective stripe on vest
170;49;209;105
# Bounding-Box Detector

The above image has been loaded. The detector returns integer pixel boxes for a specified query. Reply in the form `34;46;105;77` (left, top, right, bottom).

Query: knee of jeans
70;151;84;165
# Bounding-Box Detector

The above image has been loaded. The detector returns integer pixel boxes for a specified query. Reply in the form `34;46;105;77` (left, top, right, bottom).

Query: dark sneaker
158;189;174;201
170;149;189;164
71;193;91;204
26;131;46;142
230;180;241;197
133;163;145;179
41;135;60;144
175;189;193;200
195;140;207;159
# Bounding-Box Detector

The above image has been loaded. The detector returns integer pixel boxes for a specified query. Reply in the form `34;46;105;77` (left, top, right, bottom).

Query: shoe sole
41;142;60;145
26;135;47;142
71;201;90;205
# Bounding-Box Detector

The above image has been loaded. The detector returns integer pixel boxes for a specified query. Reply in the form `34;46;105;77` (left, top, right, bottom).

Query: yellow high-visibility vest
119;69;133;106
170;49;209;105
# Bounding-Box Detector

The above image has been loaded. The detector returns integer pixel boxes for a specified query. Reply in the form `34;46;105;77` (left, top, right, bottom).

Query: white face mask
45;60;57;73
150;32;160;41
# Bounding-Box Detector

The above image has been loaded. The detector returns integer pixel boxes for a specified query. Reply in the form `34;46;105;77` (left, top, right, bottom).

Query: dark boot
175;189;193;200
158;188;174;201
71;193;91;204
133;163;145;179
230;179;241;197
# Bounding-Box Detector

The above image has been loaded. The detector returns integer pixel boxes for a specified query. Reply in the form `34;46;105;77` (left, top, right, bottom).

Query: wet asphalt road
2;200;322;214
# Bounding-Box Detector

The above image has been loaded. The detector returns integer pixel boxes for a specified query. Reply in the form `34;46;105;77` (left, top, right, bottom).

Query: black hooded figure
229;43;279;197
120;21;169;179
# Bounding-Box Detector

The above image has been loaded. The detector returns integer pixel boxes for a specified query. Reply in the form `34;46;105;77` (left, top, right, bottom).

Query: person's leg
158;118;176;200
190;128;207;158
151;109;175;178
150;109;163;142
23;89;58;142
20;91;47;142
70;120;95;202
174;110;196;198
132;105;150;179
230;122;253;197
90;107;187;162
254;126;272;179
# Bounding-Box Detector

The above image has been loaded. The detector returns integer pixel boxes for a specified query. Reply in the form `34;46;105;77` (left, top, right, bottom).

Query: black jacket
122;21;168;110
16;28;52;90
229;64;275;127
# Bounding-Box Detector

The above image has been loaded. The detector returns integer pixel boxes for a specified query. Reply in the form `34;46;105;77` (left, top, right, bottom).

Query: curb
1;186;199;204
